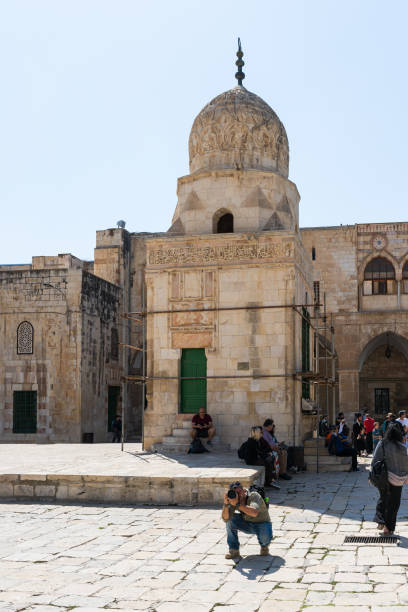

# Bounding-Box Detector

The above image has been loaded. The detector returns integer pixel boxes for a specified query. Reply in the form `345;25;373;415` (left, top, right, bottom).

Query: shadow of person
231;554;285;580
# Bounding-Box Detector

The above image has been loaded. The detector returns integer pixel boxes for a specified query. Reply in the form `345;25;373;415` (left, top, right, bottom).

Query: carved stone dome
188;85;289;177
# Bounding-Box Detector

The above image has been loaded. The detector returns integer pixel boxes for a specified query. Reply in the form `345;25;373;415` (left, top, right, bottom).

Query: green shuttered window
13;391;37;433
302;307;310;399
180;348;207;414
108;386;121;432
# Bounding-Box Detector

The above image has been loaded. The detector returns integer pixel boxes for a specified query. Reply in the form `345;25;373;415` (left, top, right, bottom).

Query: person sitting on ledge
240;426;279;489
191;406;216;446
262;419;292;480
329;424;359;472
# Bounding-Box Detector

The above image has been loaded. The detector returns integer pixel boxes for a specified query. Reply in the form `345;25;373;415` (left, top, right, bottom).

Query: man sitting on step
329;424;359;472
191;406;216;446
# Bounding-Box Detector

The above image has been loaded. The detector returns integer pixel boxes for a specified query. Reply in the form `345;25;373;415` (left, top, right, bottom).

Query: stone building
2;47;407;447
0;254;121;442
302;223;408;423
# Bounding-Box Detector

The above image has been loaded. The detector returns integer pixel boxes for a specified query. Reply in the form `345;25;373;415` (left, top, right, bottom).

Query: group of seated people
318;409;408;471
238;419;293;488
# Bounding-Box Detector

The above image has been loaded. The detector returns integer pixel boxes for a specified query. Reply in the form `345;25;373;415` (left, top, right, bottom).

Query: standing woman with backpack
372;422;408;535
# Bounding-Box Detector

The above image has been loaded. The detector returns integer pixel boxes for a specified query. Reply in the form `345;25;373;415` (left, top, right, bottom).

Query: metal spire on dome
235;38;245;86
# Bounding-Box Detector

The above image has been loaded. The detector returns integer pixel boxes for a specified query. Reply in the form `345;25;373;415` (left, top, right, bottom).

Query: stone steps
303;437;352;472
153;417;230;454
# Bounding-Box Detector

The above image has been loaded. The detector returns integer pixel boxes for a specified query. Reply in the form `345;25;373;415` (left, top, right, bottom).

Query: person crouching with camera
221;481;272;560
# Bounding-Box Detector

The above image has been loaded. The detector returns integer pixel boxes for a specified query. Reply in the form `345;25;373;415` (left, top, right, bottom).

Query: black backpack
369;442;388;489
238;440;248;460
249;484;270;508
188;438;209;454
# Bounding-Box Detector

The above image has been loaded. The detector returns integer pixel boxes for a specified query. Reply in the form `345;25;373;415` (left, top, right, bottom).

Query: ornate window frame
17;321;34;355
363;257;396;295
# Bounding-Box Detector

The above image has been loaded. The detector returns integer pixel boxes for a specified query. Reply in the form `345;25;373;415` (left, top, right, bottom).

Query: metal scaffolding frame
119;292;337;457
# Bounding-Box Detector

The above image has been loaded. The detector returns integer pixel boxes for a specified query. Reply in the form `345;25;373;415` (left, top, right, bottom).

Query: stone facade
142;232;311;449
301;223;408;425
0;254;121;442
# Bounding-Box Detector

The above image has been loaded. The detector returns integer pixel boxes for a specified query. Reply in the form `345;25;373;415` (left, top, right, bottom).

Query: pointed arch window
17;321;34;355
213;209;234;234
217;213;233;233
402;261;408;293
364;257;395;295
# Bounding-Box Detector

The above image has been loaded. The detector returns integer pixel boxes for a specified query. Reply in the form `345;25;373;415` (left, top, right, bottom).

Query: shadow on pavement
232;554;285;580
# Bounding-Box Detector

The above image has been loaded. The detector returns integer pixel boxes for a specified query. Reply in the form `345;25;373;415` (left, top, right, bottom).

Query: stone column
338;369;360;424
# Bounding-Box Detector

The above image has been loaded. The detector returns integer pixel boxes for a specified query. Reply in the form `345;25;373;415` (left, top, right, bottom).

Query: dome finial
235;38;245;86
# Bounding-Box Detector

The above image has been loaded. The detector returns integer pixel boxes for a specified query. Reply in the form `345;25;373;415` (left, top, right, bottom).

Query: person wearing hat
221;481;272;559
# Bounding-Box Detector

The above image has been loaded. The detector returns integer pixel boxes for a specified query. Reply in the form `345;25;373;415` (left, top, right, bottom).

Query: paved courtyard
1;459;408;612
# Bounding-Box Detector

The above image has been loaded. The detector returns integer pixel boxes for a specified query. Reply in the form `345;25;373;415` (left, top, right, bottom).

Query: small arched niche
213;209;234;234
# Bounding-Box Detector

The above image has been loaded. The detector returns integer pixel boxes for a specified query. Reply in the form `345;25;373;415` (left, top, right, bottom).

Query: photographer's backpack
249;484;270;508
187;438;209;454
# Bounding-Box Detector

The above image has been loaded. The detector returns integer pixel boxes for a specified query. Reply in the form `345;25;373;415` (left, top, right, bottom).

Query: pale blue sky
1;0;407;263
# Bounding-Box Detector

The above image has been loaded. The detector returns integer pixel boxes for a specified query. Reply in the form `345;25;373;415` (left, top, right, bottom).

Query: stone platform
0;443;262;506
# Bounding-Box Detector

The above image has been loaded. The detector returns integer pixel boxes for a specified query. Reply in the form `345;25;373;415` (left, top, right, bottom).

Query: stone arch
213;208;234;234
359;332;408;371
358;332;408;416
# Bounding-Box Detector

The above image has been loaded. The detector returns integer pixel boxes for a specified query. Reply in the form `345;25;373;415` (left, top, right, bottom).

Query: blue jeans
226;512;273;550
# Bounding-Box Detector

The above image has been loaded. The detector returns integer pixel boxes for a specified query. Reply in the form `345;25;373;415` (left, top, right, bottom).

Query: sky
1;0;407;264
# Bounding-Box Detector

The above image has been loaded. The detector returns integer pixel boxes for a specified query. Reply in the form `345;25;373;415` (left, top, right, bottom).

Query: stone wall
0;264;82;442
0;256;121;443
80;271;121;442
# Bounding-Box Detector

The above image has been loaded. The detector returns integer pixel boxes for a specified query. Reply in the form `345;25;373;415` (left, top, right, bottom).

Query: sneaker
225;549;240;559
270;482;281;490
260;546;269;556
352;467;360;472
279;473;292;480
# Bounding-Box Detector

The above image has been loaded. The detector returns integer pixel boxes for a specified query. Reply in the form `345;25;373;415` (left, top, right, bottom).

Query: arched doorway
359;333;408;417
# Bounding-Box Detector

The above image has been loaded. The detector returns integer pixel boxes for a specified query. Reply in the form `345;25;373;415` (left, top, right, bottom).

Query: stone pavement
1;458;408;611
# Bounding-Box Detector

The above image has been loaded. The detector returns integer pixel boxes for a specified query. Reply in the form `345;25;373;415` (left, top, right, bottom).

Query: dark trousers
112;431;121;442
336;448;357;470
366;432;373;454
374;483;402;532
256;456;275;485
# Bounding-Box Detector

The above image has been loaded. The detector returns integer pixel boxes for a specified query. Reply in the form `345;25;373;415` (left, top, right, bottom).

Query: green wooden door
108;386;120;432
180;348;207;413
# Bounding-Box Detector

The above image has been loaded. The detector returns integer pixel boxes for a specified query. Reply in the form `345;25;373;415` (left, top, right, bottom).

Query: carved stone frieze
148;241;294;266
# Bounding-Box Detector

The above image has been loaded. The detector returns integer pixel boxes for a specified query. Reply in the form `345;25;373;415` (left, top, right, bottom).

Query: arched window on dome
217;213;233;233
17;321;34;355
402;261;408;293
364;257;395;295
213;209;234;234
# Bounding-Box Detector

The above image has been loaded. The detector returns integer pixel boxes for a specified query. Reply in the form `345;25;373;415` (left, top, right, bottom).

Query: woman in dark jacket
353;414;366;456
243;426;277;487
372;422;408;535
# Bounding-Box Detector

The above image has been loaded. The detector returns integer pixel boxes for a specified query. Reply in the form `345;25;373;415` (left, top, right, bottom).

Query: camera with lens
227;481;241;500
